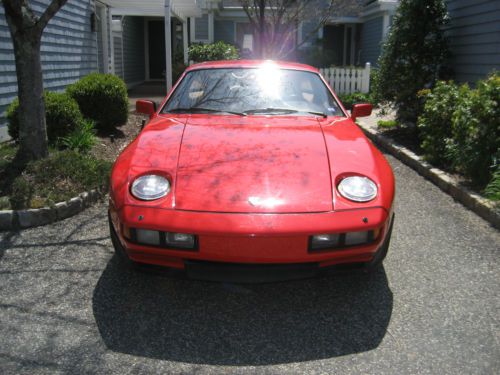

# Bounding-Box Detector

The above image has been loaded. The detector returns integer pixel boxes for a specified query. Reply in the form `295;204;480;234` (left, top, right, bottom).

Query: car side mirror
351;103;372;121
136;100;156;118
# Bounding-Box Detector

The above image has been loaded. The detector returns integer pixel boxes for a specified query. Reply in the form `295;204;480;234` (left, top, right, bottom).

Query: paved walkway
128;81;167;111
357;107;396;131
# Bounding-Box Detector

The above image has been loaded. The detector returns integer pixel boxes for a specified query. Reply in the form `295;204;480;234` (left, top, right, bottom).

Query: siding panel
195;14;209;41
0;0;98;140
446;0;500;83
360;16;383;66
122;16;145;85
214;20;235;44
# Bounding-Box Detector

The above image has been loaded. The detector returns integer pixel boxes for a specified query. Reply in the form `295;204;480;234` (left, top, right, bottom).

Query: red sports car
109;60;395;282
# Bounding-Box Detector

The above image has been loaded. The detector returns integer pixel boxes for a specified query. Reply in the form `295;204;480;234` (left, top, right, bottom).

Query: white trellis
319;62;371;94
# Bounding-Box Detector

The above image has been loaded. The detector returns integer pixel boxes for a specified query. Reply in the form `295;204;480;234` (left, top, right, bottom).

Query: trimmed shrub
67;73;128;130
447;73;500;186
188;41;239;62
6;91;83;145
417;81;462;166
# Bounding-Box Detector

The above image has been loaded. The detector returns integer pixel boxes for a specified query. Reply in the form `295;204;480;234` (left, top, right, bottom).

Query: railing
319;62;371;94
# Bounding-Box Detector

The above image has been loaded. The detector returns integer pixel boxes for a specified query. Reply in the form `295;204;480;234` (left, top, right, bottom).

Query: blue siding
0;0;98;140
446;0;500;83
214;20;234;44
360;16;383;66
195;14;209;41
122;16;145;86
113;34;124;80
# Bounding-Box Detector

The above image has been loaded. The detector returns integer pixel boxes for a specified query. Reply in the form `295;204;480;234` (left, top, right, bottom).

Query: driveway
1;154;499;374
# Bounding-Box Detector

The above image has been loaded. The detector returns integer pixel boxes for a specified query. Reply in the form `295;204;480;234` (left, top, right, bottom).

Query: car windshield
161;66;344;117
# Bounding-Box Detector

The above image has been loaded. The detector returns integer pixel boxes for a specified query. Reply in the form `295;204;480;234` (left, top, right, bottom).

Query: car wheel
108;212;138;270
365;213;395;272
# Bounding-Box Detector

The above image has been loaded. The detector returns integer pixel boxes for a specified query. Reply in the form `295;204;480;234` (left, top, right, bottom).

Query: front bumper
109;204;393;277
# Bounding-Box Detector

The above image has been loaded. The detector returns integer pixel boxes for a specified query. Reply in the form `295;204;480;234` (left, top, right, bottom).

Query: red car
109;60;395;282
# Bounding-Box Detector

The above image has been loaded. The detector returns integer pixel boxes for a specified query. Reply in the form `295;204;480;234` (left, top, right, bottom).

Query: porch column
208;12;214;43
183;19;189;65
164;0;172;91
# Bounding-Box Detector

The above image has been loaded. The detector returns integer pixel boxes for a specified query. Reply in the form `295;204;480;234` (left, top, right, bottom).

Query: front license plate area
185;260;319;283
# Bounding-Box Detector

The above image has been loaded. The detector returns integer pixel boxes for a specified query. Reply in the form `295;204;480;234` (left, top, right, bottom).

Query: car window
161;66;344;117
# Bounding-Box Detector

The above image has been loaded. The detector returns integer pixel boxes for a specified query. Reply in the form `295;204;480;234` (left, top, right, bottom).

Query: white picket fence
319;62;371;94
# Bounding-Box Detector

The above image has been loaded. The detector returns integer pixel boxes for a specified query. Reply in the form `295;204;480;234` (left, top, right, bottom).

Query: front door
148;21;166;79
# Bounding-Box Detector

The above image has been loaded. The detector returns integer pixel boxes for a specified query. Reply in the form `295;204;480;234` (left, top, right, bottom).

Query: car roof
185;59;320;73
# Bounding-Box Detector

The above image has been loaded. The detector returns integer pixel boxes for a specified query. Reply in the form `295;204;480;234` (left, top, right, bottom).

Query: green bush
60;119;96;153
337;92;372;110
447;73;500;186
6;91;83;145
9;150;112;209
417;81;462;166
188;41;239;62
375;0;449;124
484;167;500;201
67;73;128;130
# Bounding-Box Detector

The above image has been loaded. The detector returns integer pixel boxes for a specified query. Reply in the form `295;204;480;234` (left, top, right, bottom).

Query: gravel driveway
1;154;499;374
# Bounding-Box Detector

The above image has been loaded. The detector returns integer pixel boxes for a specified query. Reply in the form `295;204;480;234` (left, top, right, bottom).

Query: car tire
365;213;395;272
108;212;138;270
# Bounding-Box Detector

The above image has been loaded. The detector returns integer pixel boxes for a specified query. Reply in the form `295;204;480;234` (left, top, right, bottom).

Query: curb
359;124;500;230
0;189;103;231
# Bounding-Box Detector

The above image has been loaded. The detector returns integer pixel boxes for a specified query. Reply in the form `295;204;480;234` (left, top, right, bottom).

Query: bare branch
238;0;339;58
36;0;68;33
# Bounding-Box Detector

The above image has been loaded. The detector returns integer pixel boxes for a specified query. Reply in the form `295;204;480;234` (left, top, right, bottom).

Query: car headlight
131;175;170;200
337;176;377;202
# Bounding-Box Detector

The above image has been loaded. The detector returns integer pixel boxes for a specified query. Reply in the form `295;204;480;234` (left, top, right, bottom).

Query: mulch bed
378;126;423;156
90;113;146;162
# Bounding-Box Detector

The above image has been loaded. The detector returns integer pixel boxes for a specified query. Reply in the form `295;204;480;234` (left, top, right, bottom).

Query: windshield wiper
167;107;246;116
243;107;327;118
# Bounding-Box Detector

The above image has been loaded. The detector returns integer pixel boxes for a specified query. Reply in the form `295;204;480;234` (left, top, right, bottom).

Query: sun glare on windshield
256;61;282;99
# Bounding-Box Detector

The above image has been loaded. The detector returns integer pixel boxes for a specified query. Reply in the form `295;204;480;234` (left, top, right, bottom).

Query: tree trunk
11;32;48;161
258;0;266;58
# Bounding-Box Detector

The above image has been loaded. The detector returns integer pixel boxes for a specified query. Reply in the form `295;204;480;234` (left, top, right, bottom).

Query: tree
1;0;68;161
374;0;449;125
239;0;337;59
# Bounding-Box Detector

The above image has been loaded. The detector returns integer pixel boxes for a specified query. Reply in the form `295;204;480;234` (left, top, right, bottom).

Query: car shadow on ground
92;256;393;366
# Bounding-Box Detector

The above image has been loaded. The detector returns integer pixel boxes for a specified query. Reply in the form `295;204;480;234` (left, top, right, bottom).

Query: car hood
174;116;333;213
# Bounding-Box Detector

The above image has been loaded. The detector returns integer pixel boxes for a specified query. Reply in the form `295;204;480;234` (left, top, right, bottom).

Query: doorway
148;20;166;80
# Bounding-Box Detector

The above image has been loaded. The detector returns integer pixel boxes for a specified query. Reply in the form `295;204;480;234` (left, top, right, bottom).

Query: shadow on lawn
93;256;392;365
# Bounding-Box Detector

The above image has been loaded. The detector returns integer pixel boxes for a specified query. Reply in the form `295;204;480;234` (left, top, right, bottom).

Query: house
0;0;395;141
445;0;500;83
0;0;114;141
2;0;498;141
0;0;208;141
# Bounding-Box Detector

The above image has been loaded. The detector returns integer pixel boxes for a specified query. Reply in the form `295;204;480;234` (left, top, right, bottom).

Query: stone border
360;124;500;230
0;189;103;231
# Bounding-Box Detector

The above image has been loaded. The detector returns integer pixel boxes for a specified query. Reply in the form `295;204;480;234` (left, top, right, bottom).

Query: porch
106;1;221;92
127;81;166;111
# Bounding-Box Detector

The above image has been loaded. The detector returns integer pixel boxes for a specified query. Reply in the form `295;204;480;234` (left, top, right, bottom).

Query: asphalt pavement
1;154;499;374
